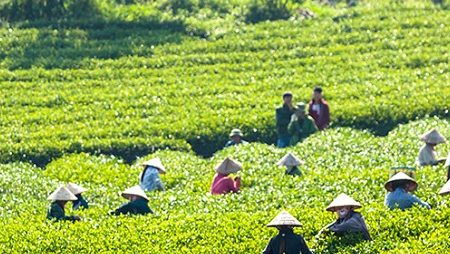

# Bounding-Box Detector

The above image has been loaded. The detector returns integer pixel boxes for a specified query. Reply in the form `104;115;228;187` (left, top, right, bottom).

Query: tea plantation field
0;0;449;164
1;118;450;253
1;0;450;253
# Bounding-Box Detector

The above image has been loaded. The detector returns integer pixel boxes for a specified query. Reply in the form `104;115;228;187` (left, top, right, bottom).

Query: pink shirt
210;173;240;195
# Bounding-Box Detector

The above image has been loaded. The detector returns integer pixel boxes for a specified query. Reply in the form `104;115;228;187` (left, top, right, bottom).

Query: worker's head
276;225;294;231
426;142;437;147
295;102;306;118
392;179;415;191
229;129;243;144
313;86;323;101
283;92;293;105
336;206;352;218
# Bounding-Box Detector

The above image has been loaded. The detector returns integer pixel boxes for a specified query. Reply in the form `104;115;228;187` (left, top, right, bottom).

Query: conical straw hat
47;186;78;201
277;153;304;167
141;157;166;174
384;172;418;192
439;180;450;195
215;157;242;175
66;183;87;195
122;185;149;201
419;129;446;144
267;210;302;227
326;193;362;212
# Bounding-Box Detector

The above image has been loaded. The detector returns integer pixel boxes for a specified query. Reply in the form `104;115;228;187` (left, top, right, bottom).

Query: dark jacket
47;202;79;222
110;198;153;216
328;211;372;241
276;104;295;138
262;228;312;254
72;194;89;210
308;99;330;130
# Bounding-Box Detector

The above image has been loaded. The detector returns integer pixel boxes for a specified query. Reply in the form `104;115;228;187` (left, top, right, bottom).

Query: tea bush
1;118;449;252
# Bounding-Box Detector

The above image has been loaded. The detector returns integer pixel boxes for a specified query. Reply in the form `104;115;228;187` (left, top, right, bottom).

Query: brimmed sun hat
419;129;446;144
326;193;362;212
66;183;87;195
141;157;166;174
229;129;244;138
277;153;304;167
47;186;78;201
267;210;302;227
384;172;418;192
122;185;149;201
439;180;450;195
296;102;306;112
283;91;293;98
215;157;242;175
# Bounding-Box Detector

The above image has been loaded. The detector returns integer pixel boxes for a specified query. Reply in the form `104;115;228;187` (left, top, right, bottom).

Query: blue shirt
385;187;430;210
139;166;164;192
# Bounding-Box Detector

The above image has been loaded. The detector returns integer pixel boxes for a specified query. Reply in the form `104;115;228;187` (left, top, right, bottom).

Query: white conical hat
215;157;242;175
267;210;302;227
47;186;78;201
445;152;450;167
326;193;362;212
141;157;166;174
439;180;450;195
385;172;418;192
277;153;304;167
122;185;149;201
419;129;446;144
66;183;87;195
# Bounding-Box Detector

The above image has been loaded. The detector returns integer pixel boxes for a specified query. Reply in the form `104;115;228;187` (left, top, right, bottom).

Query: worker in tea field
139;157;165;192
110;185;153;216
66;183;89;210
439;179;450;195
384;172;431;210
262;210;312;254
225;129;248;147
47;186;81;222
277;152;304;176
416;129;447;167
288;102;318;146
318;194;372;241
210;157;241;195
276;91;296;148
308;86;330;130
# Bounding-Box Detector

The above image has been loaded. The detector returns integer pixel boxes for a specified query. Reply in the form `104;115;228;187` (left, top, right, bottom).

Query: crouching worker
288;102;318;146
277;152;304;176
139;157;166;192
210;157;242;195
47;186;81;222
110;185;153;216
318;193;371;241
384;172;430;210
416;129;447;167
66;183;89;210
262;210;312;254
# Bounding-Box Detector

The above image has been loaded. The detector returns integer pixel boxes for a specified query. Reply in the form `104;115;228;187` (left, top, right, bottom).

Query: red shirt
210;173;240;195
308;99;330;130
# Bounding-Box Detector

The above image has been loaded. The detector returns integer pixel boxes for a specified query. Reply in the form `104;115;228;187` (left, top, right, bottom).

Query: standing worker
308;86;330;130
276;92;295;148
288;102;318;146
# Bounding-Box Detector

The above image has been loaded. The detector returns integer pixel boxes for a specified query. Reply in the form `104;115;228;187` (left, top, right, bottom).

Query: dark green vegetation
0;1;449;252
